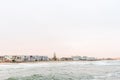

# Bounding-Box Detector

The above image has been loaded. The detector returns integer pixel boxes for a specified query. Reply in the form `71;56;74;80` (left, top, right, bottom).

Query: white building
4;55;13;62
86;57;96;61
81;56;88;60
72;56;82;61
72;56;96;61
23;55;49;62
12;55;25;62
0;55;49;62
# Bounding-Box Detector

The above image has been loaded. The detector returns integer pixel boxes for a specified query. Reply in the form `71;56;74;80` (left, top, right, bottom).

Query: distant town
0;53;118;63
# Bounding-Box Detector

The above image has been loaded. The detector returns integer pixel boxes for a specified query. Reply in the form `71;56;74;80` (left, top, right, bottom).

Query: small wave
6;74;43;80
89;60;120;66
6;74;95;80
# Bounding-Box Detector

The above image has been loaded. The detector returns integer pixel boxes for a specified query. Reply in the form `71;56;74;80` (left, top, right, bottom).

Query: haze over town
0;0;120;58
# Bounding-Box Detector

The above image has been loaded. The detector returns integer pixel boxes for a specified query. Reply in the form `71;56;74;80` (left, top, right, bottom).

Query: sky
0;0;120;58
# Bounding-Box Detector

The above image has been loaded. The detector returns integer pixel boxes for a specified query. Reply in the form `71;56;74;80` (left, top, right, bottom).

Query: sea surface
0;60;120;80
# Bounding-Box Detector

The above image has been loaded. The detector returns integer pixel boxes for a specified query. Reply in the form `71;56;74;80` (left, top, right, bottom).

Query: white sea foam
0;60;120;80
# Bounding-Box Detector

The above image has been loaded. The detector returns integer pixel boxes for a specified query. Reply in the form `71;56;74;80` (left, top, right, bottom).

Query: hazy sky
0;0;120;58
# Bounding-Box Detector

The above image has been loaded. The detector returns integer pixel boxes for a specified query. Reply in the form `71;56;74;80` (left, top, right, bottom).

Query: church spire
53;52;57;61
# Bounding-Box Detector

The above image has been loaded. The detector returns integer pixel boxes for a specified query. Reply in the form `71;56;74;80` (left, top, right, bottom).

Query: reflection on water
0;60;120;80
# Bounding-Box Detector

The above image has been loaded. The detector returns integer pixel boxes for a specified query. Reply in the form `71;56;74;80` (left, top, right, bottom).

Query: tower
53;52;57;61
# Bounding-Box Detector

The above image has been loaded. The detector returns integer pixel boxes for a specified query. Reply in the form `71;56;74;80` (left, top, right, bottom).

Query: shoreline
0;60;118;64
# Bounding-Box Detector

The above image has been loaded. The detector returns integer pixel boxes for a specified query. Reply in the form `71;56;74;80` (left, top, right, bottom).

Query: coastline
0;60;117;64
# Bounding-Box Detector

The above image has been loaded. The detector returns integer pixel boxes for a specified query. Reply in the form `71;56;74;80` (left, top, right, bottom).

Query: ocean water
0;60;120;80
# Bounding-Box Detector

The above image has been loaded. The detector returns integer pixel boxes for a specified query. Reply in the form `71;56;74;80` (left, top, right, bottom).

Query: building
12;55;25;62
4;55;13;62
72;56;97;61
0;56;5;62
33;56;49;61
72;56;82;61
60;57;73;61
0;55;49;63
23;55;49;62
0;55;14;62
81;56;88;60
86;57;96;61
